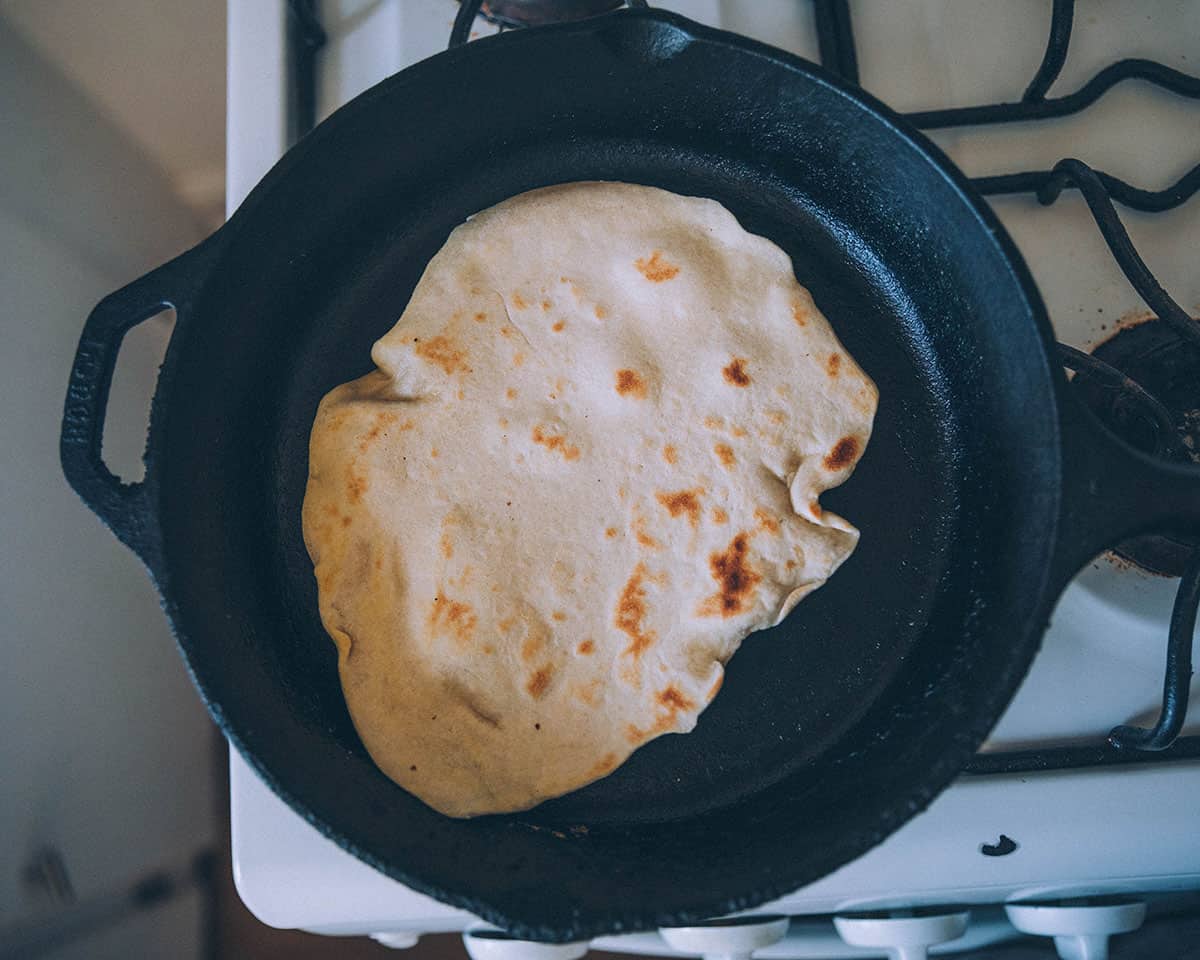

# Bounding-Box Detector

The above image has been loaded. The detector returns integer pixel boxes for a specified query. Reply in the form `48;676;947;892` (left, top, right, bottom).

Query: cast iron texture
60;9;1200;942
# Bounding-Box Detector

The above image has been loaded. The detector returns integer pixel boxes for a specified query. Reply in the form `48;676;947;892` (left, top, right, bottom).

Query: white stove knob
833;910;969;960
658;915;790;960
370;931;421;949
1005;899;1146;960
463;928;589;960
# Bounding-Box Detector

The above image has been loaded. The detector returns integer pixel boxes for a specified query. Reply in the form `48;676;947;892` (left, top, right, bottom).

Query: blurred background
0;2;436;956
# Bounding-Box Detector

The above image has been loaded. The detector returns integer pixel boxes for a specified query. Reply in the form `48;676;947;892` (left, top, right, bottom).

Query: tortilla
302;182;877;817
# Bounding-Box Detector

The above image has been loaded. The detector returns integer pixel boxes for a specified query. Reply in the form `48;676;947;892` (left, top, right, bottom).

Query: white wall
0;18;217;959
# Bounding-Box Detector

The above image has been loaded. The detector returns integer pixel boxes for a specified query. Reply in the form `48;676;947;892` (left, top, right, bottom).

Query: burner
1073;318;1200;576
474;0;624;29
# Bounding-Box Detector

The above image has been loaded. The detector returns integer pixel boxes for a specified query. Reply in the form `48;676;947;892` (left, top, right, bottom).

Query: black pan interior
153;11;1059;938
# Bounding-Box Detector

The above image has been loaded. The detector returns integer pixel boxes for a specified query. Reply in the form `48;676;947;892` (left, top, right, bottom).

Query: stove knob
833;910;969;960
1005;899;1146;960
463;928;589;960
370;931;421;949
658;915;789;960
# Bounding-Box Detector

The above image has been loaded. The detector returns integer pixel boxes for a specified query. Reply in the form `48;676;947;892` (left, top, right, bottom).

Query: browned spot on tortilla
430;447;439;458
497;616;517;633
711;506;729;524
827;353;842;377
731;425;748;438
532;424;581;461
714;443;735;467
577;639;595;655
723;357;751;387
473;312;488;324
440;532;453;559
590;752;618;776
662;444;678;465
707;673;724;701
346;466;368;504
526;666;552;699
755;507;781;535
511;292;528;309
809;501;823;519
374;556;383;572
824;435;861;471
552;610;567;622
324;503;339;519
499;325;514;339
506;387;518;400
341;515;352;528
656;488;704;528
415;334;469;375
513;352;525;367
574;680;601;706
633;517;661;550
521;632;544;662
551;320;565;332
615;369;647;399
605;526;618;539
541;299;551;311
697;532;761;618
704;415;724;430
767;409;786;424
482;644;495;654
615;562;656;659
456;388;465;401
792;302;809;326
593;304;608;320
499;417;509;428
634;250;680;282
656;685;695;712
429;593;477;644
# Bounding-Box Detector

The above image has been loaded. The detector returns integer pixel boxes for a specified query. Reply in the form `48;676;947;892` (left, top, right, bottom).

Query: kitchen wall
0;15;220;960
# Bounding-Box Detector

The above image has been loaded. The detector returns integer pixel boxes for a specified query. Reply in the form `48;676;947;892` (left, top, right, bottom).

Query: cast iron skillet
60;9;1200;941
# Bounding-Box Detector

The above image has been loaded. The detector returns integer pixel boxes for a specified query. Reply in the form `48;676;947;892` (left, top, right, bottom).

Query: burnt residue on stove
1072;316;1200;576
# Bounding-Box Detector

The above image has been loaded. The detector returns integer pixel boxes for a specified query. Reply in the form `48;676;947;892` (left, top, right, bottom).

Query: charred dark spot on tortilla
615;562;656;659
698;532;762;618
577;639;595;655
415;334;469;375
655;488;704;528
656;685;695;712
634;250;680;282
615;368;647;399
824;435;860;471
714;443;735;467
532;424;581;461
535;722;541;730
410;764;417;771
723;357;751;387
526;666;553;699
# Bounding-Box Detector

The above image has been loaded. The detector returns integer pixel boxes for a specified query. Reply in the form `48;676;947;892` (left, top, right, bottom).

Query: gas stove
225;1;1200;956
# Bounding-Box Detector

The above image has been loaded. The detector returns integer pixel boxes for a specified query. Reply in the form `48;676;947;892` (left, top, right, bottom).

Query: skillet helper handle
60;245;209;570
1051;386;1200;587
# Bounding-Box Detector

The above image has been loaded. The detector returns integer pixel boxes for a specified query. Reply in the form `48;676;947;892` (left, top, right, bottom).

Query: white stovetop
225;0;1200;943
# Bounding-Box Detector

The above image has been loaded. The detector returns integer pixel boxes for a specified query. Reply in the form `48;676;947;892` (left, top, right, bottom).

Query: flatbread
302;182;877;817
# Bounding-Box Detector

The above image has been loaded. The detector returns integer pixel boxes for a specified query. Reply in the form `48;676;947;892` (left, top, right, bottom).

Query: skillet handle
60;243;213;571
1050;384;1200;589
